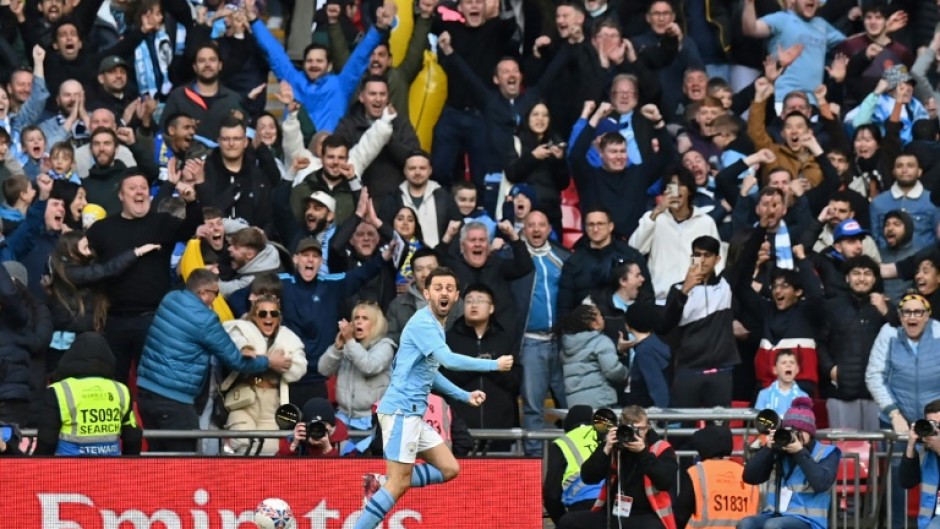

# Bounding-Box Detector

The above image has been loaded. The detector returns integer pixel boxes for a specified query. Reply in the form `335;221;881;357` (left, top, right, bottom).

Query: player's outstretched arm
431;347;499;372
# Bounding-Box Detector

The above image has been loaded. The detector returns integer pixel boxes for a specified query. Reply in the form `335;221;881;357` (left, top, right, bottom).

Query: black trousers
670;369;734;408
0;399;29;427
103;313;155;385
138;390;199;453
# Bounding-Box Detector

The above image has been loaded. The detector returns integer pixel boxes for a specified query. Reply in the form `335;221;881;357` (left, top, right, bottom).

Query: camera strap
773;457;784;515
775;455;799;514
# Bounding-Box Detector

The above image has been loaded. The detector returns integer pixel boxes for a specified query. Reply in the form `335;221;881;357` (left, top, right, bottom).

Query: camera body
615;423;638;446
755;409;796;448
773;427;795;447
275;404;330;441
914;419;938;439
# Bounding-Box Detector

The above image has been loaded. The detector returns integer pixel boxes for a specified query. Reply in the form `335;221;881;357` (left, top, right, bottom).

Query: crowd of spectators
1;0;940;480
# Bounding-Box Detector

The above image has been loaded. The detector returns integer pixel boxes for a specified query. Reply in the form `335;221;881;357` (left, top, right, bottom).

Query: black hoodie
35;333;142;455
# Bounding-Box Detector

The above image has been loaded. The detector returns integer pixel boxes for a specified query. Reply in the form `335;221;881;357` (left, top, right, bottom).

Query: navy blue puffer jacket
137;289;269;404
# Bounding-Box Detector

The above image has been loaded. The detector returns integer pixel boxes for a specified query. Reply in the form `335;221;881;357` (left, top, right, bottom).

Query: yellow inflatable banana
179;238;235;322
389;0;414;67
409;50;447;152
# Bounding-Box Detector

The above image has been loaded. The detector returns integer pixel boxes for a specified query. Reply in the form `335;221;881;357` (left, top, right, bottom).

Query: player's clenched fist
496;355;514;371
468;390;487;406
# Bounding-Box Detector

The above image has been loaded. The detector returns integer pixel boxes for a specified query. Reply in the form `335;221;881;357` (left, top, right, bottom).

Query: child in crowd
0;175;35;235
622;302;671;408
711;114;753;172
20;126;46;180
47;141;78;183
0;128;23;183
754;349;809;416
501;184;536;235
707;78;734;111
557;304;628;408
452;180;496;239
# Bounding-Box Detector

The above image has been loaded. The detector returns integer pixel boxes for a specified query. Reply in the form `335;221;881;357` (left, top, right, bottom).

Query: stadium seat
834;440;871;510
561;180;579;207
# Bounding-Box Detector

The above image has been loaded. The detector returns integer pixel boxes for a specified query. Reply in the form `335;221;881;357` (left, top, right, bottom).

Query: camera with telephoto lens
755;409;794;448
914;419;939;439
773;427;795;447
275;404;328;440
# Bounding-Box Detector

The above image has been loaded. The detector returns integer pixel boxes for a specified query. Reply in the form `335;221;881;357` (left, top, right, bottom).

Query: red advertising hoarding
0;458;542;528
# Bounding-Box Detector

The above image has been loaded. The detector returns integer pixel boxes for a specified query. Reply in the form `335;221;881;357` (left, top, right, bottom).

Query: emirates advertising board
0;458;541;528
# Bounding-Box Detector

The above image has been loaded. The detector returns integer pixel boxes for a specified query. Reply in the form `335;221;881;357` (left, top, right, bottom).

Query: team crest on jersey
407;442;418;454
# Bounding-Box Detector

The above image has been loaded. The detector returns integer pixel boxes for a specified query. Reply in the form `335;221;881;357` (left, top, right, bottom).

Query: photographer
738;397;841;529
899;399;940;529
276;398;349;457
558;406;678;529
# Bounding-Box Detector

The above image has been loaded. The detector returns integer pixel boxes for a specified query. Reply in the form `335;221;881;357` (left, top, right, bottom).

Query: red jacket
276;421;350;457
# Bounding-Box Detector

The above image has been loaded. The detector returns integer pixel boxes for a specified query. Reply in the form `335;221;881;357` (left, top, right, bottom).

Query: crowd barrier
9;408;928;529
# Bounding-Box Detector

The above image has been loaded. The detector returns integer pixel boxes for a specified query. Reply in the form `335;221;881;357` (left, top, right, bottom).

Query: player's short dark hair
425;267;459;290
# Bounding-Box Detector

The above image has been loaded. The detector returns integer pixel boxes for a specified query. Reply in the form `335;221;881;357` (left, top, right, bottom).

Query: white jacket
629;206;723;301
221;319;307;455
282;108;394;187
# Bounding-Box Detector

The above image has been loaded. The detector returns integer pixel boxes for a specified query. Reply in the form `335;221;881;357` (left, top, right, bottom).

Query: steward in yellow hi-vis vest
544;405;603;526
35;333;142;456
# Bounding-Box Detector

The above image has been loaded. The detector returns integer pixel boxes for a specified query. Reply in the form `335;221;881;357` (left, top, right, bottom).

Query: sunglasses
256;310;281;318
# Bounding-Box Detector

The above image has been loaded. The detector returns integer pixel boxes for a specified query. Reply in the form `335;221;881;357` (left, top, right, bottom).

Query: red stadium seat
561;204;581;229
561;180;579;206
834;440;871;510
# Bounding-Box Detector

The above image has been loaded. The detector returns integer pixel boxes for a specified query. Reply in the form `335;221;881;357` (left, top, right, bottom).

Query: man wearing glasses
558;405;677;529
444;283;520;452
558;207;653;313
135;269;293;453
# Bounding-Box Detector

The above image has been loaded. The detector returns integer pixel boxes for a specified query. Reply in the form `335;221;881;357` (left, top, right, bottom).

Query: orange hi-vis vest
592;439;677;529
687;459;759;529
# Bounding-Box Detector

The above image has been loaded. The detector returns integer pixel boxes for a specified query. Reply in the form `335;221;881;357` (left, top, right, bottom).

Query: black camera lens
308;421;328;440
616;424;636;445
773;428;794;447
914;419;938;439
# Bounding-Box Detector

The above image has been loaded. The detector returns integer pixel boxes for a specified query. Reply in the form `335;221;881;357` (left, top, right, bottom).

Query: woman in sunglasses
222;295;308;454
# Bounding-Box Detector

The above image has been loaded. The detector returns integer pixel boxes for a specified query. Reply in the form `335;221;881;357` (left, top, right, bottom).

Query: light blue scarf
134;24;186;98
773;220;794;270
873;94;929;145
